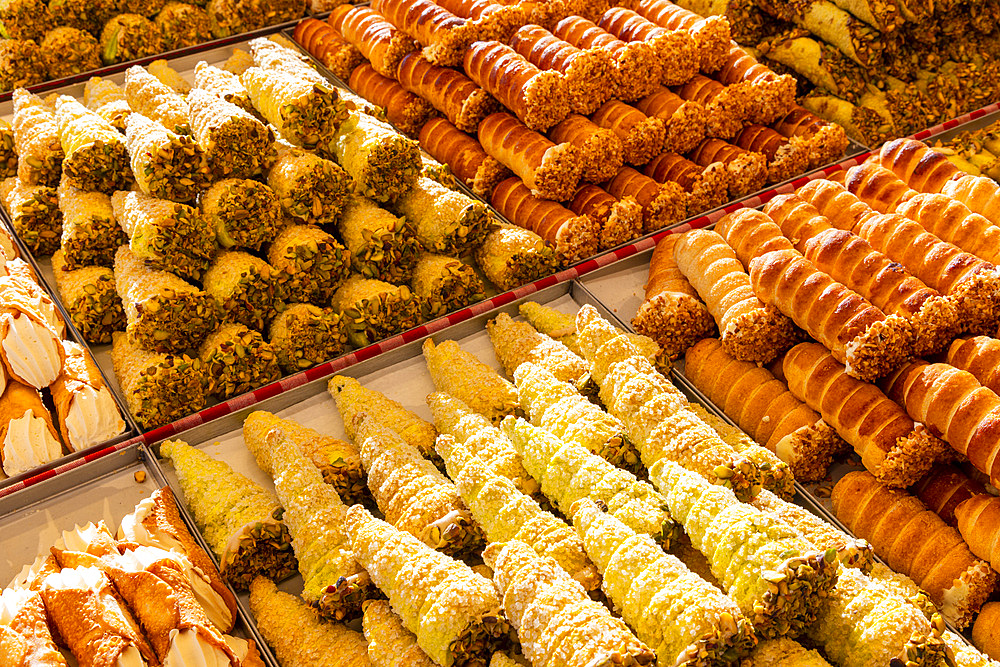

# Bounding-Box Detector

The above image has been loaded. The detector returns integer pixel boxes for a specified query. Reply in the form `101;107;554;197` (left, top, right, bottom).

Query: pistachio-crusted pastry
0;177;60;256
0;40;45;92
197;323;280;399
114;245;220;354
39;27;100;80
0;118;16;179
51;250;124;345
83;77;131;132
249;577;372;667
331;276;424;348
746;638;832;666
363;600;436;667
11;88;63;188
54;95;130;194
329;374;438;467
417;117;512;197
56;178;125;270
200;178;282;252
392;176;495;256
201;250;279;331
324;112;421;204
112;189;216;281
411;254;486;319
268;303;349;372
123;65;191;136
160;439;297;590
188;89;275;181
517;301;584;356
100;14;162;65
475;223;557;292
244;410;366;506
0;0;52;41
267;224;350;305
438;434;601;590
124;113;209;203
423;338;520;425
337;194;421;284
502;416;679;548
155;1;211;50
327;5;418;79
604;166;687;233
427;392;540;499
417;151;455;189
241;66;347;150
193;61;255;117
267;146;351;226
112;333;206;429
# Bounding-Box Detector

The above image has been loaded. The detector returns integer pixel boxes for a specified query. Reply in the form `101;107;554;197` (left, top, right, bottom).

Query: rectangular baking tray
912;102;1000;145
0;441;278;666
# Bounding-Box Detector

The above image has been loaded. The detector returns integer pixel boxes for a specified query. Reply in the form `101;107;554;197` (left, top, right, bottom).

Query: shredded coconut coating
364;600;437;667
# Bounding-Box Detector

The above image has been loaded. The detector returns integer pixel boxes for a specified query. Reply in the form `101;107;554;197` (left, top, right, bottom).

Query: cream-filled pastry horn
0;587;66;666
0;275;65;388
5;258;64;337
0;381;63;478
51;342;125;452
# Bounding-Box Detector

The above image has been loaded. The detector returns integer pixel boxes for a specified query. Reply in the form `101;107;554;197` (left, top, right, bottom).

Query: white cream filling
1;312;62;388
163;629;232;667
42;566;103;591
0;588;30;625
64;385;125;451
2;410;62;477
117;645;147;667
54;521;114;553
9;554;48;589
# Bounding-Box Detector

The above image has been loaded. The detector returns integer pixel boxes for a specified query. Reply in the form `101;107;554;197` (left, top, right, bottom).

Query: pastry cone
397;53;498;134
591;100;666;167
293;19;365;80
746;638;832;667
715;207;794;267
265;224;348;305
634;87;707;155
874;138;962;194
50;341;124;452
946;336;1000;399
972;602;1000;662
243;410;366;506
348;64;436;138
631;0;731;73
418;117;511;196
487;312;587;385
735;124;810;185
567;184;642;249
631;234;715;360
249;577;371;667
0;177;61;257
843;162;918;214
479;112;581;201
772;107;849;170
11;89;64;188
749;248;913;382
509;24;616;115
551;15;661;102
597;7;699;87
674;228;800;363
433;0;529;41
40;566;155;667
491;177;600;264
685;338;846;482
0;276;65;389
548;114;624;184
913;463;988;527
482;539;654;667
0;381;62;479
688;138;767;199
345;506;508;667
0;588;66;666
955;494;1000;574
423;338;521;425
674;75;750;141
832;470;997;628
363;600;436;667
370;0;472;67
643;151;729;215
323;113;421;205
715;47;796;126
604;166;686;232
328;5;417;78
896;193;1000;265
941;175;1000;226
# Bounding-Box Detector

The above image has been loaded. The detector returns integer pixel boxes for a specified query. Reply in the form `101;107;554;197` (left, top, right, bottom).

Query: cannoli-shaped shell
874;137;962;194
328;5;417;78
397;52;498;134
293;18;365;81
597;7;698;86
714;46;795;126
735;124;809;184
478;112;580;201
643;151;728;215
417;117;511;196
941;174;1000;227
632;0;731;72
548;113;624;184
896;193;1000;266
603;166;686;232
843;162;918;214
913;463;988;527
348;64;436;138
634;86;707;155
688;137;767;198
567;184;642;249
674;74;749;140
590;100;666;167
370;0;472;67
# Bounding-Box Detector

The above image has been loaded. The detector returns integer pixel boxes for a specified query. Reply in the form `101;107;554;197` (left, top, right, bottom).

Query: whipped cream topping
1;312;62;388
10;554;47;589
118;497;186;552
0;587;30;624
3;409;62;477
118;645;147;667
164;629;232;667
54;521;114;553
120;545;181;572
65;385;125;451
42;566;104;591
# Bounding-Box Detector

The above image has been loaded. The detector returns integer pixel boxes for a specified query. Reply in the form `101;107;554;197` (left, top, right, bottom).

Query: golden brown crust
397;52;498;133
568;185;643;249
348;64;437;137
631;0;731;73
548;114;624;183
330;6;418;78
913;463;988;527
596;7;699;86
590;100;666;166
644;152;729;215
371;0;473;66
875;138;962;194
478;112;581;201
689;138;767;198
604;166;686;232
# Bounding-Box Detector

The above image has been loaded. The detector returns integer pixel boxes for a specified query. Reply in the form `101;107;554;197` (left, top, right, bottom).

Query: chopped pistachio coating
100;15;163;65
476;224;557;292
200;178;282;252
267;224;351;305
159;439;298;590
11;88;64;187
392;176;495;256
419;151;457;190
206;0;256;39
0;0;53;41
124;113;210;203
193;61;256;116
124;65;191;135
155;1;211;50
49;0;116;35
114;245;221;354
423;338;520;424
438;435;601;591
83;77;131;132
55;95;131;193
241;66;347;149
346;506;510;667
52;249;124;345
426;392;540;499
112;189;216;281
202;250;279;331
268;147;350;226
572;498;757;666
364;600;437;667
488;312;588;385
188;88;275;180
337;194;420;284
411;253;486;320
329;374;438;466
147;58;191;94
0;118;16;178
331;275;424;348
112;332;207;429
243;410;366;506
0;176;60;255
502;416;679;548
0;40;45;92
324;112;421;204
268;302;349;372
123;0;167;15
198;323;281;399
40;27;100;80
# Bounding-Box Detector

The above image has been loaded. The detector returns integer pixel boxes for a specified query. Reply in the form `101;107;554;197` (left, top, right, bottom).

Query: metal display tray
0;442;279;667
912;102;1000;145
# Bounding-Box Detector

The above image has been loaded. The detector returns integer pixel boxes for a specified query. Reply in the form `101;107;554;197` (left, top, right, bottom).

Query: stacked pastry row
931;118;1000;182
290;0;849;263
153;302;999;667
0;0;308;91
6;486;267;667
0;37;559;431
